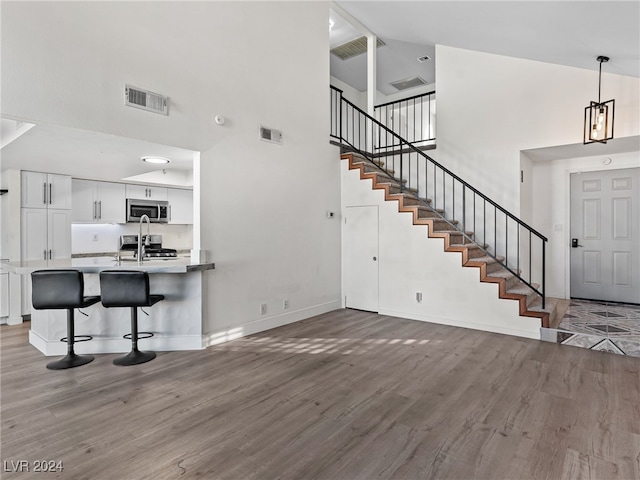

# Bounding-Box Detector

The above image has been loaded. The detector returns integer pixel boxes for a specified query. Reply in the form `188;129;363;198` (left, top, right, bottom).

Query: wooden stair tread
506;284;540;295
439;230;474;237
473;255;505;264
485;269;517;279
449;243;489;249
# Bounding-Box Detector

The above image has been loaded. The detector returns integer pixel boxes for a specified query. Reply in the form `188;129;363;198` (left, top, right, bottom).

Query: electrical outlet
260;303;267;315
283;299;289;310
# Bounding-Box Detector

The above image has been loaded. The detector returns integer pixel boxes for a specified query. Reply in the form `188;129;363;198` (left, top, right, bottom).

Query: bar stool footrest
123;332;154;340
60;335;93;343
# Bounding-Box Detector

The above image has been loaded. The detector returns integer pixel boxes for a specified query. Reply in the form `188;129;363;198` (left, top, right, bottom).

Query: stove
141;248;178;258
119;235;178;258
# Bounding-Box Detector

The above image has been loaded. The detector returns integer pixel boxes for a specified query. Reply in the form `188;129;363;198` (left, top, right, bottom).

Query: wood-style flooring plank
2;310;640;480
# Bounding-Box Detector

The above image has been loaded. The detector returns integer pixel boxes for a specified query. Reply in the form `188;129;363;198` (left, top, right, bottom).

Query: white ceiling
331;0;640;95
0;121;196;186
2;1;638;182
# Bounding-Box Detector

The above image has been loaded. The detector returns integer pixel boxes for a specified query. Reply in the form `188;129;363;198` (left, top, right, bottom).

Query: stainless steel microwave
126;198;169;223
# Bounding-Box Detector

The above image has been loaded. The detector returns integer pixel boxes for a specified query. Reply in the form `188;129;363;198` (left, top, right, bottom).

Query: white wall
435;46;640;217
330;75;367;109
530;151;640;299
2;2;341;339
341;160;540;339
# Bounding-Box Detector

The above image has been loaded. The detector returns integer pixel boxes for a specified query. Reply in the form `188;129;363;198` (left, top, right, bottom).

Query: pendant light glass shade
584;56;615;144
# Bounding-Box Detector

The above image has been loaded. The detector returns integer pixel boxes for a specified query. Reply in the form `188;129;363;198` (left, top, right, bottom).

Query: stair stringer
342;153;547;339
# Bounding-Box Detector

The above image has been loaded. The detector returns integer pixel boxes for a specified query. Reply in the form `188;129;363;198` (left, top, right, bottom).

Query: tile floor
546;299;640;357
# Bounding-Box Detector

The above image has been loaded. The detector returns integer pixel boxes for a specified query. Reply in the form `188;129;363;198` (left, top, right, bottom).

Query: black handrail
330;85;547;309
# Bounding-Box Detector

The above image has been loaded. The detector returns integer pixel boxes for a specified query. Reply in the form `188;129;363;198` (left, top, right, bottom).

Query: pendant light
584;56;615;144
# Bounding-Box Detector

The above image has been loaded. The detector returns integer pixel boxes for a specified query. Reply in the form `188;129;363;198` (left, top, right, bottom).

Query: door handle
571;238;583;248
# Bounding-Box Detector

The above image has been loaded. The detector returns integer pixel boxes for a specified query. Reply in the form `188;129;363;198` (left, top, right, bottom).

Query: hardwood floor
2;309;639;479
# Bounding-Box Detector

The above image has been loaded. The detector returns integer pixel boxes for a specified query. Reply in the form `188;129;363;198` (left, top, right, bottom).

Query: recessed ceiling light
142;156;170;164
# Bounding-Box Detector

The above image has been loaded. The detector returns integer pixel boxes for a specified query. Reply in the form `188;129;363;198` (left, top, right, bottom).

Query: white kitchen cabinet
167;188;193;224
21;208;71;261
72;179;126;223
21;170;72;260
22;171;71;210
21;208;71;315
126;184;168;201
0;273;8;318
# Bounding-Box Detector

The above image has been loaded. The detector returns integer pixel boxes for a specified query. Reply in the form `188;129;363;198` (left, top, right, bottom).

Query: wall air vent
259;125;283;145
330;36;385;61
390;76;427;91
124;85;168;115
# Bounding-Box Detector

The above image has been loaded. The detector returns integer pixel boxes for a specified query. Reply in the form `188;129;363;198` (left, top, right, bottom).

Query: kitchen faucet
137;214;151;265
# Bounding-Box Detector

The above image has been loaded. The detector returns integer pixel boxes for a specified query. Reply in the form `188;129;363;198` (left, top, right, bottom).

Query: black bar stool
99;270;164;366
31;270;100;370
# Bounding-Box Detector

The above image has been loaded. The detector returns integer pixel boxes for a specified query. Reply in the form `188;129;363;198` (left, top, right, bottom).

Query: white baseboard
378;308;541;340
203;300;342;347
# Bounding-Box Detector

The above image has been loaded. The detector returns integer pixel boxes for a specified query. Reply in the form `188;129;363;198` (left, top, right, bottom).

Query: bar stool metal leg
46;309;94;370
113;306;156;366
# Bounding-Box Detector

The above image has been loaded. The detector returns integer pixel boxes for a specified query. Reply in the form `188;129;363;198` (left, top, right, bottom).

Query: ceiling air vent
390;76;427;91
331;36;385;61
417;55;431;63
124;85;168;115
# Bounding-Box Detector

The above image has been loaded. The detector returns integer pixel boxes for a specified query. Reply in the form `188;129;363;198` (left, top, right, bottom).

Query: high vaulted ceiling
2;1;638;183
331;1;640;95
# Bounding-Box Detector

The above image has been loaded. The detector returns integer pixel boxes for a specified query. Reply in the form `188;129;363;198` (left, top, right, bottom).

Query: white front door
344;205;379;312
570;168;640;303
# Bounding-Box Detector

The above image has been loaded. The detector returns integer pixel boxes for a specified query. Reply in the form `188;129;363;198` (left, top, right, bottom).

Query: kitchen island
1;257;214;355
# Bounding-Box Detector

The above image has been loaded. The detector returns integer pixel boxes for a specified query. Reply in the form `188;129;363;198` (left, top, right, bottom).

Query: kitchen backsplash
72;223;193;254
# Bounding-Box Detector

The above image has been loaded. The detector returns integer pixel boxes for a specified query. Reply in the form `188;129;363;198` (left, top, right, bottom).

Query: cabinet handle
43;182;47;205
49;183;52;205
98;200;102;220
43;249;47;260
93;201;97;220
49;249;52;260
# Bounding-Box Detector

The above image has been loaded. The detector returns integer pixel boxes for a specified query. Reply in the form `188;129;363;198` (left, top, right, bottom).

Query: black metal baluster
400;148;404;193
517;224;520;277
542;240;546;309
473;193;476;245
462;185;466;238
529;231;532;285
495;208;498;263
453;177;456;224
505;215;508;270
483;199;486;254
